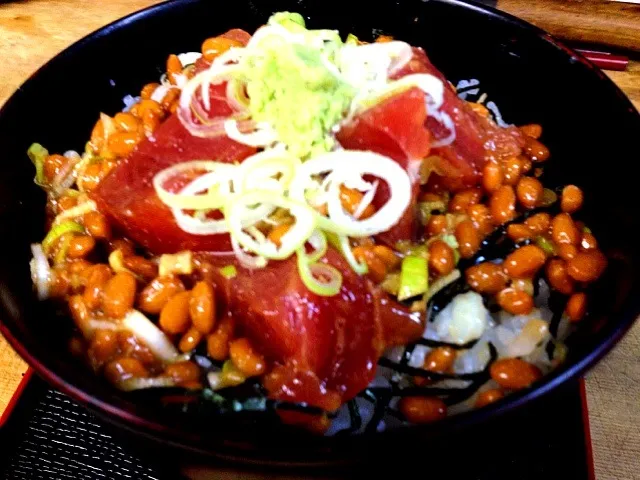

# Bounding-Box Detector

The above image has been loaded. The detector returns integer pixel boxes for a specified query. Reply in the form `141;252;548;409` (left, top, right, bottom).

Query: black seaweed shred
378;357;486;381
429;279;471;314
335;400;362;436
545;291;567;359
430;207;557;317
363;389;392;433
413;337;478;350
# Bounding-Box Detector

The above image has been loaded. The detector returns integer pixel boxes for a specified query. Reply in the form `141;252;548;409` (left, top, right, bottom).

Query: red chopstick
575;48;629;71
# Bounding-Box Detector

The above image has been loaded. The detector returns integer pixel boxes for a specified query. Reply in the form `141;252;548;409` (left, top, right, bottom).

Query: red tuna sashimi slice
394;47;524;188
337;87;432;165
206;248;424;409
337;87;430;246
92;112;255;254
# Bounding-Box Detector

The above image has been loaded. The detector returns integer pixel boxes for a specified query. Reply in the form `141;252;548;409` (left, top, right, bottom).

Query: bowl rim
1;0;639;460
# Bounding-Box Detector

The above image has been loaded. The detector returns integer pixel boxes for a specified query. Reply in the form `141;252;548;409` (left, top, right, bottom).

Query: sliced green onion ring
296;247;342;296
226;77;250;111
42;221;84;253
108;249;136;275
171;167;274;236
290;150;412;237
231;233;268;269
224;120;279;148
27;143;48;186
307;230;328;263
121;310;181;363
234;148;301;194
219;265;238;279
327;232;368;275
227;191;316;260
397;255;428;301
153;160;235;210
178;63;244;137
53;200;97;225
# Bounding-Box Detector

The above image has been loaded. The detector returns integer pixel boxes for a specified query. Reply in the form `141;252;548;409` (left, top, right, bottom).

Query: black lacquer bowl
1;0;638;467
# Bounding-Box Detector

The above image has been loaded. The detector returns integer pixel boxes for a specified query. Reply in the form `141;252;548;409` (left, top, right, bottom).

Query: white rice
328;278;572;434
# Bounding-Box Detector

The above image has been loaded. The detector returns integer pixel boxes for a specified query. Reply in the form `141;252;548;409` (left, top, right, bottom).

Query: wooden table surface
1;1;639;479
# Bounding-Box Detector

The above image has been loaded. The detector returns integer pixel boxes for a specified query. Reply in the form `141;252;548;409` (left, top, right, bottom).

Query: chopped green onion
441;234;459;249
53;200;97;225
397;255;428;301
553;341;568;364
108;249;135;275
219;265;237;279
381;272;401;295
207;361;246;391
396;242;428;259
535;236;556;255
54;234;73;264
159;251;193;277
27;143;48;186
453;249;461;265
296;248;342;296
346;33;359;45
222;360;246;385
269;11;306;30
583;226;592;234
307;230;328;264
424;201;448;212
327;232;367;275
418;201;447;225
42;221;84;253
540;188;557;207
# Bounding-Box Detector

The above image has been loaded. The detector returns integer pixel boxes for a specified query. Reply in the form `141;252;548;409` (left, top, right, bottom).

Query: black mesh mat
0;379;180;480
0;376;593;479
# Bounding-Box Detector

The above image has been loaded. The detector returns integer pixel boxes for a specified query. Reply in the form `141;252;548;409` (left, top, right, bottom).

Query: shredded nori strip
429;207;558;316
429;280;471;313
269;400;326;415
547;292;566;338
364;388;392;433
413;337;479;350
378;357;487;381
402;343;417;364
544;292;567;359
335;400;363;436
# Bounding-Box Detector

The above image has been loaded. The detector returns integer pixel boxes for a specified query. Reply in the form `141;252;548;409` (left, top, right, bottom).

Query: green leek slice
42;221;84;253
27;143;48;186
397;255;428;301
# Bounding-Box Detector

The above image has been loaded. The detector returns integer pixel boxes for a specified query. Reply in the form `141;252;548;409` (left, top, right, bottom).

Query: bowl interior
1;0;639;464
